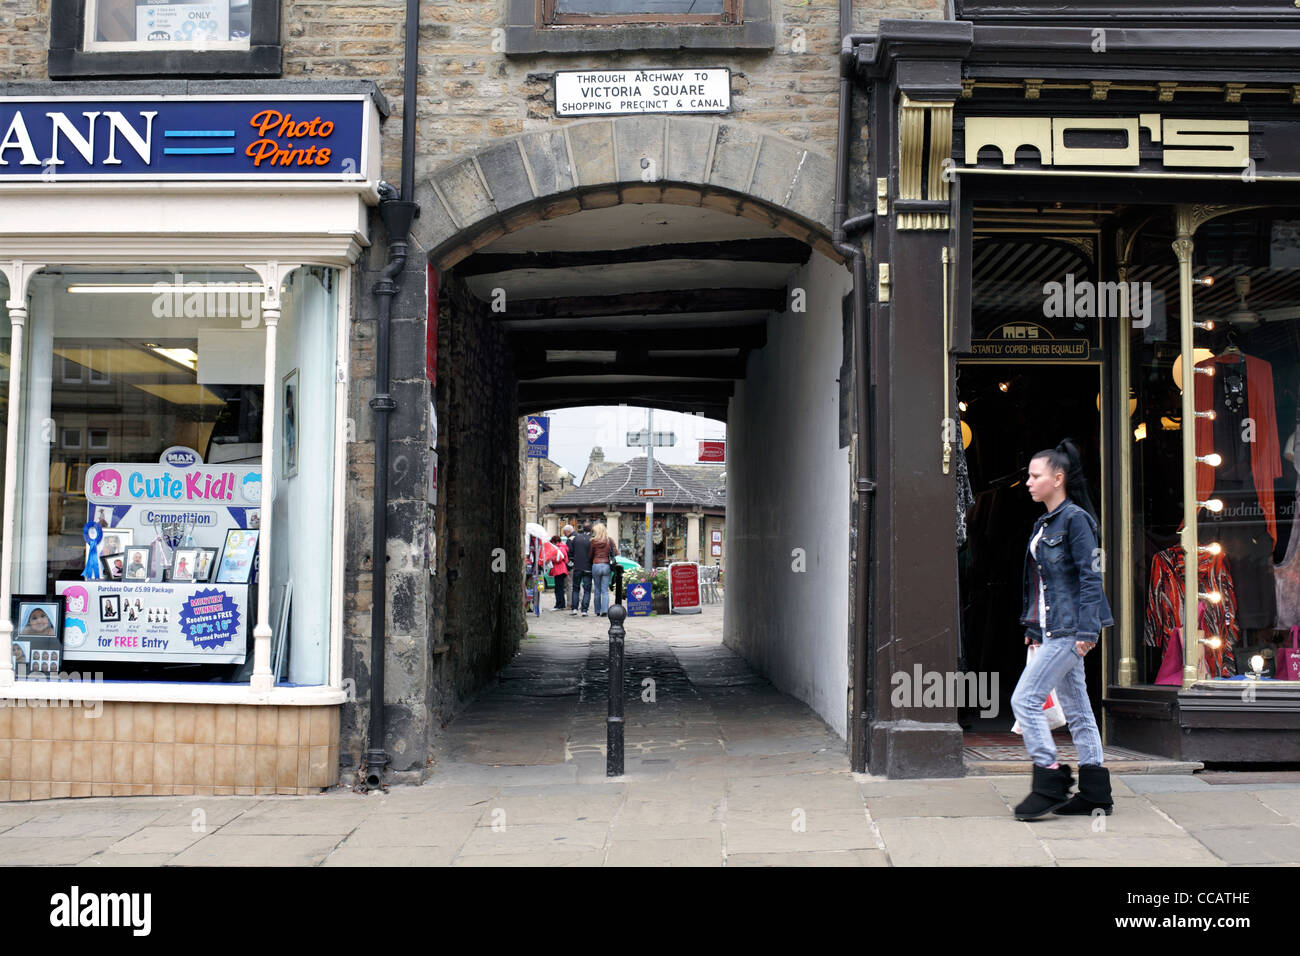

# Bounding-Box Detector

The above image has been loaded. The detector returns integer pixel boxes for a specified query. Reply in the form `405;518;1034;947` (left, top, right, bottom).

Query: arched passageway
421;120;858;757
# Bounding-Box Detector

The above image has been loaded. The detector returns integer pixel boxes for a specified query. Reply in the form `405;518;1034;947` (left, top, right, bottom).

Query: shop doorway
956;362;1106;734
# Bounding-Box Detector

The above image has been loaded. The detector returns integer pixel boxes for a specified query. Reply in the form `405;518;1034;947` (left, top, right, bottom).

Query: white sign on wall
555;68;731;117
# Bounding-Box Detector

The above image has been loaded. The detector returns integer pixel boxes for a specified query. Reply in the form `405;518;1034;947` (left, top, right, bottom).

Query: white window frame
82;0;252;53
0;259;350;706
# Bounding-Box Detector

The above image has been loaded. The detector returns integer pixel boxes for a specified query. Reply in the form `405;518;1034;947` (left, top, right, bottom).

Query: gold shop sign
971;322;1090;360
963;114;1249;169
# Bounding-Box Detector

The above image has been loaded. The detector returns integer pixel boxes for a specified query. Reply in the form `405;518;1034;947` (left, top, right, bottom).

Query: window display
1133;208;1300;683
8;265;339;685
87;0;252;49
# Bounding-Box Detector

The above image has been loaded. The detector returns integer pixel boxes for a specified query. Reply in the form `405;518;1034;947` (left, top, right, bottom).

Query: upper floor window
84;0;253;53
49;0;280;79
544;0;738;25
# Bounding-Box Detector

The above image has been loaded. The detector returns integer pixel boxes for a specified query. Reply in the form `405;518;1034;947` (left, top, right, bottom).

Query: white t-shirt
1029;525;1047;629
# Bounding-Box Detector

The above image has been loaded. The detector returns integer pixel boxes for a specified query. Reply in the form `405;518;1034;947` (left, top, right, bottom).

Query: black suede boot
1054;764;1113;816
1013;764;1073;820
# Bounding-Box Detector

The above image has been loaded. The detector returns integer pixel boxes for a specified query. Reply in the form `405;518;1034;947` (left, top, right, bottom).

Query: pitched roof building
545;450;726;569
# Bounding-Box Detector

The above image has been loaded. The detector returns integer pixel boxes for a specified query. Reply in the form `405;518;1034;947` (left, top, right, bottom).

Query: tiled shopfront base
0;702;340;801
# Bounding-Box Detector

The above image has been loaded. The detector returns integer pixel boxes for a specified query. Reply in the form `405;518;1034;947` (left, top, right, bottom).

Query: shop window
9;265;339;687
504;0;773;55
49;0;282;78
1131;208;1300;684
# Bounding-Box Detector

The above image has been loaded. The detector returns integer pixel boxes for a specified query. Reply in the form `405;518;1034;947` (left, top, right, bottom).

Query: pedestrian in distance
589;522;618;617
568;522;594;616
1011;438;1115;821
549;534;569;610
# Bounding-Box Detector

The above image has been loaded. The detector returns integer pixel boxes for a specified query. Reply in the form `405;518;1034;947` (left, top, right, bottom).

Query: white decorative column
603;511;620;544
246;262;299;693
685;512;703;563
544;514;559;536
0;261;44;687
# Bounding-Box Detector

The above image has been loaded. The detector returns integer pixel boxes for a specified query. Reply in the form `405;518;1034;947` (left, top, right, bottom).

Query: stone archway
411;117;842;269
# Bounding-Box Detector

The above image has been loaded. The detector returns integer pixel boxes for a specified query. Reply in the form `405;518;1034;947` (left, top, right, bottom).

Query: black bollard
606;604;626;776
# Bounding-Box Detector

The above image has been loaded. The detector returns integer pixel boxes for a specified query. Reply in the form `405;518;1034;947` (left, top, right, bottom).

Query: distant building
545;448;725;569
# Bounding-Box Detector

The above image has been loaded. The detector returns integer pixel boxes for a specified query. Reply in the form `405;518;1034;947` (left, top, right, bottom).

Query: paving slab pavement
2;603;1299;867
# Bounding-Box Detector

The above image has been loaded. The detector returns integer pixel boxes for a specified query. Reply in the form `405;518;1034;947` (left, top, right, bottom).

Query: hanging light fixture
1172;348;1216;391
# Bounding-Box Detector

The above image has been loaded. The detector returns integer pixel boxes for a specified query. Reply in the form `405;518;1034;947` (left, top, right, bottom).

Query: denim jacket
1020;499;1114;644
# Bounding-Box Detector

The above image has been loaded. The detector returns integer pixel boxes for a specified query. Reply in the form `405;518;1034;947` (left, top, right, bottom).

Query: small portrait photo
99;594;121;623
11;641;30;666
93;506;114;528
193;548;218;583
101;553;125;580
126;602;139;622
172;548;200;583
123;547;151;581
98;528;133;561
15;601;61;639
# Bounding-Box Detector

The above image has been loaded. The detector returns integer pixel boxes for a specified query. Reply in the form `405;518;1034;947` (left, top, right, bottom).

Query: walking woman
1011;439;1115;820
549;534;569;611
589;522;618;617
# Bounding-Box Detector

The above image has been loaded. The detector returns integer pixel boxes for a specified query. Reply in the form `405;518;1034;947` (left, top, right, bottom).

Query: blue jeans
592;563;611;613
1010;637;1103;768
571;570;592;612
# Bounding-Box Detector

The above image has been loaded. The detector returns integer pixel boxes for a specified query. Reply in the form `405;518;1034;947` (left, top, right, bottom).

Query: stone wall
432;272;525;711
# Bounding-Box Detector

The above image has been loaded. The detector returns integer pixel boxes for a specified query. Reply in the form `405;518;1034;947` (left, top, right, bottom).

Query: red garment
551;542;569;577
1144;546;1238;678
1194;352;1282;545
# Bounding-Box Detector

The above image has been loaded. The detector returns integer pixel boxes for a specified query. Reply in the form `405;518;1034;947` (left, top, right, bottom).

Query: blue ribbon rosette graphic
82;522;103;580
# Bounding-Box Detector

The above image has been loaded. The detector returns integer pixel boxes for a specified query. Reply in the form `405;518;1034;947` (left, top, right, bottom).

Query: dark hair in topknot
1031;438;1097;522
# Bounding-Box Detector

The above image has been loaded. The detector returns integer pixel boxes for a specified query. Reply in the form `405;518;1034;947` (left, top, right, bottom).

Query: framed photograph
10;594;65;674
216;529;260;584
282;367;299;480
98;527;132;561
193;547;219;583
123;547;151;581
98;594;121;623
171;548;200;583
89;526;132;572
100;552;126;580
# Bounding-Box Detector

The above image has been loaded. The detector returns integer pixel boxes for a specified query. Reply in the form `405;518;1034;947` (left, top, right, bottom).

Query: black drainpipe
362;0;421;790
835;5;877;774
